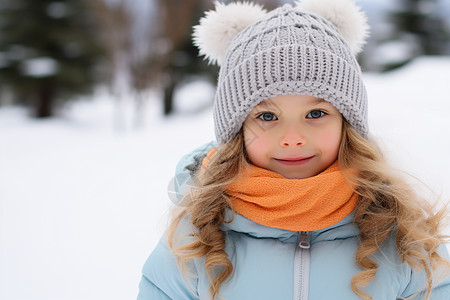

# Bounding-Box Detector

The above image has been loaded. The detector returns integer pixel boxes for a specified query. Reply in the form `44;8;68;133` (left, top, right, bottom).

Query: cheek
243;123;272;163
316;127;342;154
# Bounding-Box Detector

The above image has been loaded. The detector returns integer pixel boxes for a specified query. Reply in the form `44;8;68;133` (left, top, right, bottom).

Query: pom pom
296;0;370;54
193;1;267;65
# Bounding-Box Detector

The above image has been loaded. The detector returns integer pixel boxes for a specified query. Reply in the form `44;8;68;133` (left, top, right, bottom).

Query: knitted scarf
202;148;358;231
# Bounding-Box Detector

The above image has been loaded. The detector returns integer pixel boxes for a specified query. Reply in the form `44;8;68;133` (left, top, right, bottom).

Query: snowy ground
0;56;449;300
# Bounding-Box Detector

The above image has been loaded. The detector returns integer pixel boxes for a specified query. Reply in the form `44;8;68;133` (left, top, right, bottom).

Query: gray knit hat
194;0;370;144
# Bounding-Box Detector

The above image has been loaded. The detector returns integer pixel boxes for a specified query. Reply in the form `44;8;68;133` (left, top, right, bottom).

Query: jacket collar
222;210;359;244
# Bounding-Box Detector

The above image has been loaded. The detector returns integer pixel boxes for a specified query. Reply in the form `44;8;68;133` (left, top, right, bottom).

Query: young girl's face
243;94;343;179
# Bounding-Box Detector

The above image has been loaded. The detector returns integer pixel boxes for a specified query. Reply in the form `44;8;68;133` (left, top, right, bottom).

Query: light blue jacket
138;142;450;299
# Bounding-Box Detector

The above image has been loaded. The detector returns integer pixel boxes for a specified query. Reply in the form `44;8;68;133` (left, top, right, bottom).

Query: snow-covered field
0;56;449;300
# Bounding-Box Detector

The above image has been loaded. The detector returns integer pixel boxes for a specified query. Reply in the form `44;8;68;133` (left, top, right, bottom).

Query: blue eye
257;112;278;121
306;110;326;119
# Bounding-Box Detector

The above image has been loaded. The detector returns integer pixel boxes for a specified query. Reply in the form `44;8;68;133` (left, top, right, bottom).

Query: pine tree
390;0;449;56
0;0;106;117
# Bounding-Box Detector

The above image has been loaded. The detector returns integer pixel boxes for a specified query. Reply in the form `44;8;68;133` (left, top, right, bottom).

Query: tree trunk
35;84;53;118
163;76;176;116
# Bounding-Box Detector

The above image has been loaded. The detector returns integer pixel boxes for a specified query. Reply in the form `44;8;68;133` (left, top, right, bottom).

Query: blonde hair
167;122;449;300
339;121;449;299
167;129;248;299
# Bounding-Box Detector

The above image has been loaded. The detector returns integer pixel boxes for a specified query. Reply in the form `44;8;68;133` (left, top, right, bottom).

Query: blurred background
1;0;449;120
0;0;449;299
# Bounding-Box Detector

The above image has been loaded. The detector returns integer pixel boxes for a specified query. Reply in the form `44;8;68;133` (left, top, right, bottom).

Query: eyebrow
255;100;274;108
310;98;326;104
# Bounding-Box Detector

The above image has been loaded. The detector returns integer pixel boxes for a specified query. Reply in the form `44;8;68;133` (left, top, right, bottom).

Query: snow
20;57;59;78
1;56;449;300
173;79;216;114
371;39;418;66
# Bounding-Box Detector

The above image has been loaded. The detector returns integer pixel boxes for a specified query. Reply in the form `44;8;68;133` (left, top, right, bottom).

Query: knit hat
193;0;370;144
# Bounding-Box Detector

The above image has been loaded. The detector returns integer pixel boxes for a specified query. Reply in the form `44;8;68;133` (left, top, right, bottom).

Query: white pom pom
193;1;267;65
296;0;370;54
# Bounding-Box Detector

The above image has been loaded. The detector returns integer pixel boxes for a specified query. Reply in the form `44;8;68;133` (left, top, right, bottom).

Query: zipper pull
299;231;310;249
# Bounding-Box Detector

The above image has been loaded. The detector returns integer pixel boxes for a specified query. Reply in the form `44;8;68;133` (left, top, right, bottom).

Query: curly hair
167;122;449;300
167;129;248;299
338;121;449;299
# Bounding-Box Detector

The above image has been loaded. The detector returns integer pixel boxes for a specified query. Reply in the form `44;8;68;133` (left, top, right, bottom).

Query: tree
0;0;106;117
156;0;285;116
390;0;449;56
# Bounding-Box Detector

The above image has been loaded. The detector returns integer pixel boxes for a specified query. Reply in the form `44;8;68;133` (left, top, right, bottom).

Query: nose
279;126;306;147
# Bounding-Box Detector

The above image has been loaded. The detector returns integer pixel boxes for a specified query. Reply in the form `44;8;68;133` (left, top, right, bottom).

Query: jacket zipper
293;231;311;300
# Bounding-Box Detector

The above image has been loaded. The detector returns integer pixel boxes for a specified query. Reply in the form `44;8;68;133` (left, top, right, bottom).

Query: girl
138;0;450;299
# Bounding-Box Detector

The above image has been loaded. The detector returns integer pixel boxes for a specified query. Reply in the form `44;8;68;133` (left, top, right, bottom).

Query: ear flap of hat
296;0;370;54
193;1;267;65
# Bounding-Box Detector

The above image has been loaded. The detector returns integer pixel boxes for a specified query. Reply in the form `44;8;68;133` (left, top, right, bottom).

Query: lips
274;155;315;166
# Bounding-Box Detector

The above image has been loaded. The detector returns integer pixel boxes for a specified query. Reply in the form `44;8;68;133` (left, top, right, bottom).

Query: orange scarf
202;148;358;231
